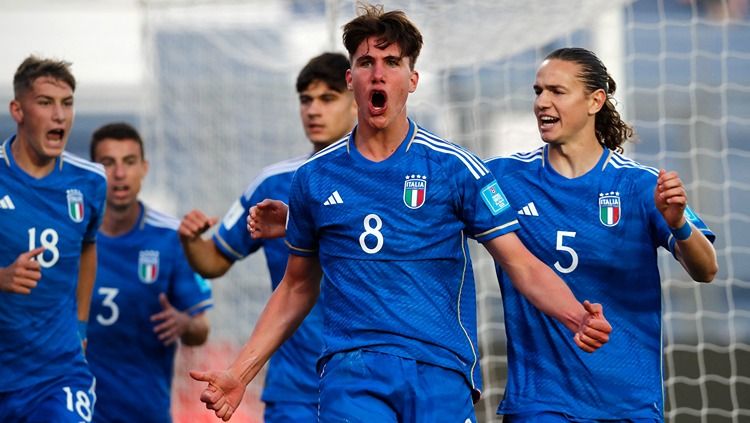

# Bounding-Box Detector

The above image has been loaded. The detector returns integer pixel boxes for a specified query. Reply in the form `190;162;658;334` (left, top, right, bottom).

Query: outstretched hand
654;169;687;228
574;300;611;353
190;369;246;421
0;247;45;294
151;293;191;345
247;199;288;240
179;209;219;242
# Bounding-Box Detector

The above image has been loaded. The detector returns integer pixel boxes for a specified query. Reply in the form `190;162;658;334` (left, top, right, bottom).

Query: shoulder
242;154;308;200
143;206;181;232
408;125;490;180
604;151;659;186
296;137;349;173
61;151;106;182
485;146;544;173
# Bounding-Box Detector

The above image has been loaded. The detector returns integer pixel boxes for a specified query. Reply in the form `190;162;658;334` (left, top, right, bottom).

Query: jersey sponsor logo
66;189;84;222
0;194;15;210
138;250;160;284
599;191;621;227
403;174;427;209
480;181;510;215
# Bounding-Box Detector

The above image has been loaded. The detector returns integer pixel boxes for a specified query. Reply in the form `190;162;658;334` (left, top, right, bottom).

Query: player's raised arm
654;169;718;282
483;232;611;352
178;210;231;278
191;254;321;421
247;199;288;240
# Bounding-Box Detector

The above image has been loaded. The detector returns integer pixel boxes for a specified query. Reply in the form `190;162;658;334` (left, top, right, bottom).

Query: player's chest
97;243;174;292
308;165;456;227
0;178;93;257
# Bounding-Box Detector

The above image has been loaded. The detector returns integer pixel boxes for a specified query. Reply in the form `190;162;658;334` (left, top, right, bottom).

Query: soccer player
486;48;717;422
191;6;611;423
0;56;106;422
86;122;213;423
178;52;356;421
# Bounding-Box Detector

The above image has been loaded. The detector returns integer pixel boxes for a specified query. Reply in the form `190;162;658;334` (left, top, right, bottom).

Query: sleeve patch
480;181;510;215
221;200;245;230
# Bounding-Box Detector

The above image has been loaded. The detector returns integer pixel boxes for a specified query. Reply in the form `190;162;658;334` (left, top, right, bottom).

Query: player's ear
588;88;606;116
409;70;419;93
9;99;23;124
142;159;150;176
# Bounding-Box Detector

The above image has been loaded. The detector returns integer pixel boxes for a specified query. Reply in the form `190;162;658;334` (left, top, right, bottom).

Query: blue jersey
87;204;213;423
486;146;715;420
213;154;324;404
0;136;106;392
285;119;520;395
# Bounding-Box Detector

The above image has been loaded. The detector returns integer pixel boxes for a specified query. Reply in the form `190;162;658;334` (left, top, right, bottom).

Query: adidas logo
323;191;344;206
0;194;15;210
517;201;538;217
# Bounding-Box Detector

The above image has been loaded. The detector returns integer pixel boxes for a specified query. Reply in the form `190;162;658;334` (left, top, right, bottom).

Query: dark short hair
13;55;76;98
296;52;350;93
90;122;145;161
342;3;423;70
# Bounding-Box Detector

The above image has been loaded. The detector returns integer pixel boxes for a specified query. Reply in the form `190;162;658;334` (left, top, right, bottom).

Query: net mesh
139;1;750;421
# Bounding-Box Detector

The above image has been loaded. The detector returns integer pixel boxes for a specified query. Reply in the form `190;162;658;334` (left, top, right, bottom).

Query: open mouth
47;129;65;141
370;90;387;110
539;115;559;126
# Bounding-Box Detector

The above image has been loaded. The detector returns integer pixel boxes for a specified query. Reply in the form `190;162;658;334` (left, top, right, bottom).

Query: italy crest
599;191;621;227
403;174;427;209
66;189;85;223
138;250;160;284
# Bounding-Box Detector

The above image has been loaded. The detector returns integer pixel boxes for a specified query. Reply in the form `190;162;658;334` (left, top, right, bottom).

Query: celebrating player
487;47;717;422
0;55;106;422
192;6;610;422
86;122;213;422
179;52;356;421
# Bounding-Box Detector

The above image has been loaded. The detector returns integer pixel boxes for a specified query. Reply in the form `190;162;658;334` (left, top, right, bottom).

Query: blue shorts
502;411;661;423
318;350;476;423
0;370;96;423
264;401;318;422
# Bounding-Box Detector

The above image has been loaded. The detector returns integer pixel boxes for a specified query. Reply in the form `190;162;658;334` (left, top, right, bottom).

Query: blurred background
0;0;747;421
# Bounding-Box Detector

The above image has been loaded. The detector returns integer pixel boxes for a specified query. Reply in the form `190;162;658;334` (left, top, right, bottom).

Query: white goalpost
139;1;750;422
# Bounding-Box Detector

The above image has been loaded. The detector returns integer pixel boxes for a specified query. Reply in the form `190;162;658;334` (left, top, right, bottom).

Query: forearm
76;243;97;323
486;233;585;333
181;313;210;346
182;238;232;278
507;256;586;333
229;257;320;385
675;227;718;282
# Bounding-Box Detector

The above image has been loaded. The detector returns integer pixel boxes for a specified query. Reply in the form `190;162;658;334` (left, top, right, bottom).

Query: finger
216;402;231;420
158;292;172;310
582;300;601;315
578;331;605;349
581;325;611;344
574;333;596;353
21;247;46;261
190;370;212;383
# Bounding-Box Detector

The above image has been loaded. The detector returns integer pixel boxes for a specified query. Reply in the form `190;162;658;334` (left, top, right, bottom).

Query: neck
546;136;604;178
354;116;410;162
100;201;141;237
11;135;56;178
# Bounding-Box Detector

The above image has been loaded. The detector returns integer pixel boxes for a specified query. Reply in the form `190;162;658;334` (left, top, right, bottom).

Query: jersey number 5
554;230;578;274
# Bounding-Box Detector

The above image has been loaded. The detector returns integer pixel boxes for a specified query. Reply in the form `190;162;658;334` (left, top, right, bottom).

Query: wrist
77;319;88;341
670;220;692;241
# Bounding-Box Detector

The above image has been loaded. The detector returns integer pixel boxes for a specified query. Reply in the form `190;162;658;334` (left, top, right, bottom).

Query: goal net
139;1;750;421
